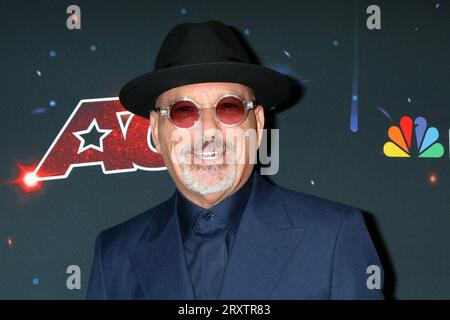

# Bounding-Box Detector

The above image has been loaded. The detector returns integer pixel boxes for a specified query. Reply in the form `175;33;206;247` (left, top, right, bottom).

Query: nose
200;107;219;135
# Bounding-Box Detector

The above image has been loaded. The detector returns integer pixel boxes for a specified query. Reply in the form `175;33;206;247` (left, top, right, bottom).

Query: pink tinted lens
215;96;246;125
169;101;200;128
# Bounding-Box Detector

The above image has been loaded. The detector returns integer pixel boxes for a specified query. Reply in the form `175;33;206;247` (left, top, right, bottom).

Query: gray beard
180;162;237;195
177;136;240;195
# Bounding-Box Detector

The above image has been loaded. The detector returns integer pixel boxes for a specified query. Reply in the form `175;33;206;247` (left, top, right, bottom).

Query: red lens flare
4;162;43;192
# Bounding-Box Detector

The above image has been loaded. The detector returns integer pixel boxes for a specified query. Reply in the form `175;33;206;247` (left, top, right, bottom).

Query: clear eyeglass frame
154;93;259;129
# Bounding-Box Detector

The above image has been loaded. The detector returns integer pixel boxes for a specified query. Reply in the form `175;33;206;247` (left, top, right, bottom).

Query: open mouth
194;151;224;160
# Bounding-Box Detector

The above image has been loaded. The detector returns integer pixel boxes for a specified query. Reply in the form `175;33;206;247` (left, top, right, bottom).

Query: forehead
156;82;254;104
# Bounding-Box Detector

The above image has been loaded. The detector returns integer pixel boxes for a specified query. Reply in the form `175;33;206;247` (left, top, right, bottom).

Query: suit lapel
218;174;305;299
128;195;196;299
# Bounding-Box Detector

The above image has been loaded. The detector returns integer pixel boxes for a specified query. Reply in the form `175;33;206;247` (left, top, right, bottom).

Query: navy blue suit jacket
87;172;384;299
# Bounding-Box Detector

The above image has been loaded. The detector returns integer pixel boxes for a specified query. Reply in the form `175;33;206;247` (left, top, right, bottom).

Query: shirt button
203;211;215;221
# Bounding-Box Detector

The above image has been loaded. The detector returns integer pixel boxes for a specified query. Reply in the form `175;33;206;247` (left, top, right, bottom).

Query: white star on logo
72;119;112;154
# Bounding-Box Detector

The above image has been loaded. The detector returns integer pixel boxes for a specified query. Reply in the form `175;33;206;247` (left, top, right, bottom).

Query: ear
254;105;265;148
150;110;161;153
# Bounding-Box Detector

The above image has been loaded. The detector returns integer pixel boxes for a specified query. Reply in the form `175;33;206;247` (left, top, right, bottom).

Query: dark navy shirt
176;174;254;299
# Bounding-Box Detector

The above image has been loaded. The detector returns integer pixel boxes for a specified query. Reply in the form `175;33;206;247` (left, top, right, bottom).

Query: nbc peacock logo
383;116;444;158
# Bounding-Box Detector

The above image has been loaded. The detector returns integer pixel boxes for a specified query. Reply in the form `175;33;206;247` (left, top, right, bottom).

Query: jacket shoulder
273;183;361;229
97;195;174;251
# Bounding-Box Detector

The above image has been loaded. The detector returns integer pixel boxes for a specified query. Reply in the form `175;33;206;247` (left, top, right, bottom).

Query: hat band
157;55;246;69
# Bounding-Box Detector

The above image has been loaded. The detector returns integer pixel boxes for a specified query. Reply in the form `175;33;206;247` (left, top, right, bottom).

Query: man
87;20;384;299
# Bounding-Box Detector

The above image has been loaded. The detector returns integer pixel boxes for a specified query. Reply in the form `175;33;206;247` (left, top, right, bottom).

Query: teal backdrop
1;0;449;299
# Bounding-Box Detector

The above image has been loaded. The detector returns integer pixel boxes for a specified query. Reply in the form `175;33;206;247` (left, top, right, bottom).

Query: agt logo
14;98;165;191
383;116;446;158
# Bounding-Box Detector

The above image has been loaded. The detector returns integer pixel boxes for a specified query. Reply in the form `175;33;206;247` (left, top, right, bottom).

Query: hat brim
119;61;296;118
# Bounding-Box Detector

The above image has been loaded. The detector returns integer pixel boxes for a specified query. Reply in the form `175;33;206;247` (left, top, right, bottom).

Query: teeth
195;152;223;159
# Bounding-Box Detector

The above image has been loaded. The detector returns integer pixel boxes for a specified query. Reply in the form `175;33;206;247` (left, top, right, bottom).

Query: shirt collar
176;172;254;243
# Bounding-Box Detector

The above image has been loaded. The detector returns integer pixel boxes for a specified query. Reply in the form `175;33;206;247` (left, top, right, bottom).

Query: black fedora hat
119;20;297;118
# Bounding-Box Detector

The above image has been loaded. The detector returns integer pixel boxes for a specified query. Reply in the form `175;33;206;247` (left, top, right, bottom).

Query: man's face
150;82;264;206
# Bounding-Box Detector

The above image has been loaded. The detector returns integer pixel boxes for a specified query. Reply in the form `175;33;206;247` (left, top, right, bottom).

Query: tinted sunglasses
155;94;259;129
